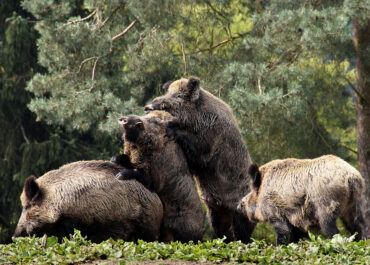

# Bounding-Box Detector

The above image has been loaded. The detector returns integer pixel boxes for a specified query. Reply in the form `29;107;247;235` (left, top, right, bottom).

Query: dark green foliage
20;0;363;165
0;230;368;264
0;1;120;243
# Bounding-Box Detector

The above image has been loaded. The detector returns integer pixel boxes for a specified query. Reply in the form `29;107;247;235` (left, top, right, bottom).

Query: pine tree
0;0;120;243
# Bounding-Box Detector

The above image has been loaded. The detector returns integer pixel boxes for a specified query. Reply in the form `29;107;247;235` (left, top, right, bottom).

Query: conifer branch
267;47;302;71
100;6;120;28
193;36;239;54
112;20;137;42
58;9;97;30
74;20;137;93
178;35;242;56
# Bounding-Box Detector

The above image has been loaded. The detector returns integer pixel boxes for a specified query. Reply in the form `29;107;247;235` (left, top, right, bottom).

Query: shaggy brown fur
113;111;204;242
144;77;254;242
13;160;163;242
238;155;366;244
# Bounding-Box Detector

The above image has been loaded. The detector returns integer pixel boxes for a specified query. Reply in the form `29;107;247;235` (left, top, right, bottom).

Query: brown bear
111;110;204;243
12;160;163;242
238;155;366;245
144;77;254;242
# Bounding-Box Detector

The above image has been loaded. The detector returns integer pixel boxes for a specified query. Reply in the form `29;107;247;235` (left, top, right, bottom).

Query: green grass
0;230;369;264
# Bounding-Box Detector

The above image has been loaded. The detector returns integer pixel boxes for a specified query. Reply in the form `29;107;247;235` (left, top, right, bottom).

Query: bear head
144;77;201;119
119;111;179;150
13;175;59;238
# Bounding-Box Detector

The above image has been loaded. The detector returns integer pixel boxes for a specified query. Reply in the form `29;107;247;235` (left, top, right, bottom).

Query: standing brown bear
144;77;254;242
111;110;204;242
13;160;163;242
238;155;367;245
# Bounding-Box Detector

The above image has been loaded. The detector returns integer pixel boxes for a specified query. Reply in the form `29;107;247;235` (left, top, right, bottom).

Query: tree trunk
354;17;370;239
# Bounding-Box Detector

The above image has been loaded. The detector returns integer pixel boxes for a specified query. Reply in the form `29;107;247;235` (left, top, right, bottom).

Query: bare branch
76;56;98;75
73;21;137;94
58;10;97;30
342;144;358;155
205;1;228;21
174;30;250;57
181;43;187;75
20;124;30;144
112;20;137;42
257;77;262;95
183;36;241;56
91;57;100;81
343;76;368;104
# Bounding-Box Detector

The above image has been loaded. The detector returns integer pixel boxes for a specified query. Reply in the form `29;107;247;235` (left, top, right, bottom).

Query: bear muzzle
144;105;153;113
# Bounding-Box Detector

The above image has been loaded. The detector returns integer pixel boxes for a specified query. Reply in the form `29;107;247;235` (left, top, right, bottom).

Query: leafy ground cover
0;231;369;265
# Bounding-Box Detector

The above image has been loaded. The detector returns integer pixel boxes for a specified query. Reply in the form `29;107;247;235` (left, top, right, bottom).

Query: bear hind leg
341;205;364;240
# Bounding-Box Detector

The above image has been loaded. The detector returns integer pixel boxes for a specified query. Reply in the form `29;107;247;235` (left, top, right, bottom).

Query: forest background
0;0;369;243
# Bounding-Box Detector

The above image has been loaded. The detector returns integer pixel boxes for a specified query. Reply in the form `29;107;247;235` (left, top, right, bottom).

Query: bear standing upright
238;155;367;244
145;77;254;242
111;111;204;242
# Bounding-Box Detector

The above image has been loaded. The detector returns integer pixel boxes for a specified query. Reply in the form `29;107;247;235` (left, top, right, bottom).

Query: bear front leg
110;154;134;169
208;204;235;242
290;226;308;243
173;130;212;167
271;220;293;245
232;210;256;243
116;169;153;191
319;217;339;239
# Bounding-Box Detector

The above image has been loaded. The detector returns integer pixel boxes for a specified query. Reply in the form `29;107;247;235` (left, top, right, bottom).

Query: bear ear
165;119;180;141
248;164;262;191
134;121;144;130
187;77;200;102
24;175;40;201
162;80;174;92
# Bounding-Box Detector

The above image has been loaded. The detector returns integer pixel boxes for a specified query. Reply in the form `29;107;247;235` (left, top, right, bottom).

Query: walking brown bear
144;77;254;242
111;110;204;242
13;160;163;242
238;155;367;245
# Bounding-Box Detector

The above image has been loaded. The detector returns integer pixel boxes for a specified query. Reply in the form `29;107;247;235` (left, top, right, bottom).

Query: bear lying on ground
111;110;204;242
13;160;163;242
144;77;254;242
238;155;366;245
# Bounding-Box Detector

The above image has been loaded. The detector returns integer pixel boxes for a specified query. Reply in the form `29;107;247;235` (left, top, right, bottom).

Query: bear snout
144;105;153;113
118;116;128;126
12;227;27;238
